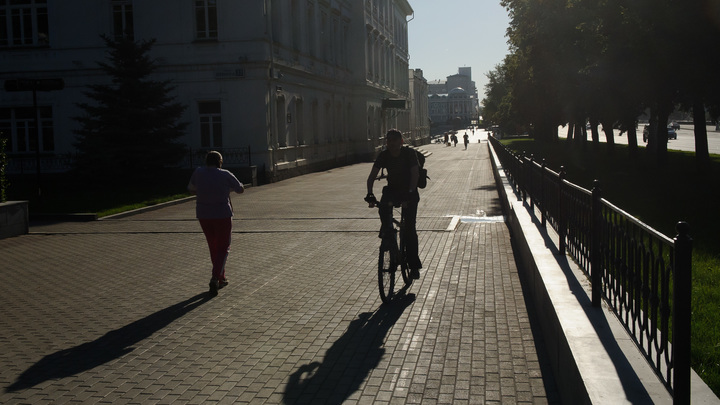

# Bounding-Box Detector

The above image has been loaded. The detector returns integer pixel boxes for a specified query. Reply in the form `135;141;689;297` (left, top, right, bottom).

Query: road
558;124;720;154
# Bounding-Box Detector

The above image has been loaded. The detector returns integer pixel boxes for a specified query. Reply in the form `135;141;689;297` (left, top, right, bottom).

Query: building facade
408;68;429;145
0;0;428;182
427;67;479;127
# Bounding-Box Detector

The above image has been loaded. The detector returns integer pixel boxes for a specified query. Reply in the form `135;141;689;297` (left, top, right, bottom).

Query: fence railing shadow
488;135;692;404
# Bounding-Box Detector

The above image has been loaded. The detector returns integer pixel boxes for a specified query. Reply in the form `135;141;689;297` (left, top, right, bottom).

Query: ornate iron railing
6;154;76;174
187;146;252;168
488;135;692;404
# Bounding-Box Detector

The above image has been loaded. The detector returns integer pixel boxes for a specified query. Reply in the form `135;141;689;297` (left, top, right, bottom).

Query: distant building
407;69;430;145
0;0;426;182
427;67;479;126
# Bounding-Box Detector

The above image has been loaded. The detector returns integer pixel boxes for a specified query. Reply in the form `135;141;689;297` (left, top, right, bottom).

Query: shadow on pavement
5;292;211;393
283;292;416;404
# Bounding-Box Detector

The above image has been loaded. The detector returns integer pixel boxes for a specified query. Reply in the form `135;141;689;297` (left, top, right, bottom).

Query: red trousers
199;217;232;280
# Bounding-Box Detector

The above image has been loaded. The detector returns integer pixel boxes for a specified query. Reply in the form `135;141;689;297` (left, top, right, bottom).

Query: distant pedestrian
463;134;469;150
444;132;449;146
188;151;244;297
452;134;458;147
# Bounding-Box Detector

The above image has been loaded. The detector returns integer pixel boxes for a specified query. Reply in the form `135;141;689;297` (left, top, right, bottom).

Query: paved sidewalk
0;134;558;404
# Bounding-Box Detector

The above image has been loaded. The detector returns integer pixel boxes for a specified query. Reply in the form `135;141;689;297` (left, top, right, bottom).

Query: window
306;2;315;57
199;101;222;148
195;0;217;40
0;0;49;48
0;106;54;153
112;0;134;41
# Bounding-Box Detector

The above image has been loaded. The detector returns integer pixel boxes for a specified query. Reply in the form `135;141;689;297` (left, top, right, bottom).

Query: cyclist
365;129;422;279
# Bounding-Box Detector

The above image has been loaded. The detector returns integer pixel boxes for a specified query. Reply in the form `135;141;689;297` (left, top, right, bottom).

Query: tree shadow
283;292;416;404
6;292;211;393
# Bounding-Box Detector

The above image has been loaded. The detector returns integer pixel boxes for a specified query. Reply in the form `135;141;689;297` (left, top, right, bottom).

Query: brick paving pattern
0;138;558;404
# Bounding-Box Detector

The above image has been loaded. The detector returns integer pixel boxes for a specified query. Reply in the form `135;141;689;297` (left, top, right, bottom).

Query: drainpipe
265;0;276;180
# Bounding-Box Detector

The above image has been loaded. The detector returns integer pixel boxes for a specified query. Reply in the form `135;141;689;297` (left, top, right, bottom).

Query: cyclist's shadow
283;292;415;404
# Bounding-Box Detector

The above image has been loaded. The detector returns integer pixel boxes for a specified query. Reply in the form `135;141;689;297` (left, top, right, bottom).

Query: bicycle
372;200;412;304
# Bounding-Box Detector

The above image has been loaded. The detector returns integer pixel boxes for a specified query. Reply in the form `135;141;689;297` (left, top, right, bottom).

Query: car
642;125;677;142
670;121;680;130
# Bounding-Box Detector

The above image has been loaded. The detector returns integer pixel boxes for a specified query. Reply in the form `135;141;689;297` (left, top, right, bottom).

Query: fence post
521;152;527;203
559;166;566;254
529;154;535;210
514;151;522;200
591;179;602;307
673;221;692;405
540;159;546;228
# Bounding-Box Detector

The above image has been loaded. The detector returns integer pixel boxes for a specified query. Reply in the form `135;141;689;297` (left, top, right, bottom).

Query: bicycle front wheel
378;245;396;303
399;234;412;286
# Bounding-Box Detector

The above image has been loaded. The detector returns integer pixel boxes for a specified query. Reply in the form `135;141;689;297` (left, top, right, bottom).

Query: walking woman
188;151;244;296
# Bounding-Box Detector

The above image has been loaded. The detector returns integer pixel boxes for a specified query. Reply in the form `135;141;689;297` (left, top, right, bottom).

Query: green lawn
7;169;193;218
502;137;720;395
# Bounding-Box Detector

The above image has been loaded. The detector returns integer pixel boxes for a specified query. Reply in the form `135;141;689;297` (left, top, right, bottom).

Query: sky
406;0;511;95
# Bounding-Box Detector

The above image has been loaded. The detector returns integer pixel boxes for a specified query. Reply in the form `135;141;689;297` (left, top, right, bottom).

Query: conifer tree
74;35;187;182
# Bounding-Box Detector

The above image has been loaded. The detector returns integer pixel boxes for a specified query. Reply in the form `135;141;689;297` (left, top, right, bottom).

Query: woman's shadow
283;292;416;404
6;292;211;393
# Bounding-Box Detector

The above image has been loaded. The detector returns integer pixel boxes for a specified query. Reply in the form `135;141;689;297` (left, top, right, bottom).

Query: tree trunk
601;120;615;147
575;121;587;147
590;118;600;143
655;101;670;164
625;117;638;155
566;123;574;142
694;101;710;168
646;109;657;153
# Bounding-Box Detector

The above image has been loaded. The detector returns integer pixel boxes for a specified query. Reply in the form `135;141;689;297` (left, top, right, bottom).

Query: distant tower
458;67;472;79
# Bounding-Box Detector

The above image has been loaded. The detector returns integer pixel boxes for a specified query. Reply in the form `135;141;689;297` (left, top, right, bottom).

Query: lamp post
4;78;64;198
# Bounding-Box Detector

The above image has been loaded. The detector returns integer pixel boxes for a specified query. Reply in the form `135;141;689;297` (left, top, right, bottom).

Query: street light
3;78;65;198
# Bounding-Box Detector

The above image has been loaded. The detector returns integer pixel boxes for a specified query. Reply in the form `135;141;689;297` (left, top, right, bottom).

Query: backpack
411;147;429;188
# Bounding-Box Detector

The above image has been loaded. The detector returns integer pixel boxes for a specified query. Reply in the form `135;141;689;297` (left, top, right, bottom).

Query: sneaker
410;268;420;279
219;279;229;289
209;278;219;296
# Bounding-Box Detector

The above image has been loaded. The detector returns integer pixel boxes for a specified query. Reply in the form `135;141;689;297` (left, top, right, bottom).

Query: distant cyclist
365;129;422;278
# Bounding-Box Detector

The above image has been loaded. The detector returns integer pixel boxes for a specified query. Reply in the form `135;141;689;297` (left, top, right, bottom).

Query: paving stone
0;140;558;404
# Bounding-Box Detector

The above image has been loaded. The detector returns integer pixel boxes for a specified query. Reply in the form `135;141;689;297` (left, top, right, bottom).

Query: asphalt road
558;124;720;154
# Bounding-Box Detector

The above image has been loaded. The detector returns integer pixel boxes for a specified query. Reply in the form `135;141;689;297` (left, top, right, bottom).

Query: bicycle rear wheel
378;244;396;303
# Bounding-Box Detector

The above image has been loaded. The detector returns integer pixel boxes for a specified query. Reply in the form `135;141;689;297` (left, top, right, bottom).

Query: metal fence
187;146;252;168
6;154;76;174
5;146;254;175
488;135;692;404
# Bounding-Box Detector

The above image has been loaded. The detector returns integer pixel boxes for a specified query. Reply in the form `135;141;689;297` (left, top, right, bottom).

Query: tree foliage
484;0;720;165
74;35;188;182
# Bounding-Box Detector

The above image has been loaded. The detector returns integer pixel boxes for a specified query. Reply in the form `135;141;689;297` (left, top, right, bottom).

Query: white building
408;68;430;145
427;67;479;127
0;0;428;182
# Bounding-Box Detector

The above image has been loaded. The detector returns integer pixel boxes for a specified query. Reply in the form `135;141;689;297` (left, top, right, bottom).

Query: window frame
194;0;218;41
111;0;134;41
0;106;54;154
0;0;49;49
198;101;222;148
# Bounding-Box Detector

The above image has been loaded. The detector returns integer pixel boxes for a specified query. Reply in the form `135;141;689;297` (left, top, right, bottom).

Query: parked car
670;121;680;130
643;125;677;142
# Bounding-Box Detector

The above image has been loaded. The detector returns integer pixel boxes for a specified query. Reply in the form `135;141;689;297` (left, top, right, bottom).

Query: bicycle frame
375;202;411;303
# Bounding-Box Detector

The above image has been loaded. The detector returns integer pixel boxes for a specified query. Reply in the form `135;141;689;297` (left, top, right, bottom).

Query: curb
487;141;720;404
99;196;196;220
